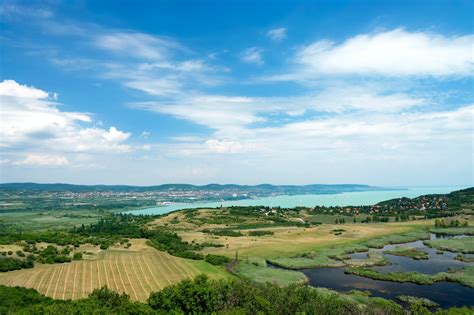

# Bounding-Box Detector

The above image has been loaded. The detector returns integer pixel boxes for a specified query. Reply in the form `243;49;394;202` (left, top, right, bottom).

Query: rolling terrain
0;240;226;301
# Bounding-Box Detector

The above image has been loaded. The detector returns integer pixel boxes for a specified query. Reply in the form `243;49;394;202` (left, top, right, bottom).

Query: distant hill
376;187;474;211
0;182;391;195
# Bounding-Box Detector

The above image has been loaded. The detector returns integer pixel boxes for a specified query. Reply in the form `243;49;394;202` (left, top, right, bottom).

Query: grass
269;255;346;269
442;266;474;287
268;244;390;269
178;222;429;259
397;295;438;308
0;239;226;301
345;268;435;285
151;206;435;259
454;254;474;263
345;266;474;288
423;237;474;254
306;214;371;224
383;246;429;260
266;229;432;269
233;261;307;286
268;243;366;269
345;251;389;267
0;210;101;232
362;230;430;248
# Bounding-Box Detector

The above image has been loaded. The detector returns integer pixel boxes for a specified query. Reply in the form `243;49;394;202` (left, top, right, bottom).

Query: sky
0;0;473;186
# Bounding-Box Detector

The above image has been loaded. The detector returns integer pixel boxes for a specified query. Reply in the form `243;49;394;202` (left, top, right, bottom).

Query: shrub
248;230;274;237
205;254;231;265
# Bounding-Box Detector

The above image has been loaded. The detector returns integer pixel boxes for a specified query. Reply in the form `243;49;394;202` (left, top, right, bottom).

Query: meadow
424;237;474;254
155;210;433;259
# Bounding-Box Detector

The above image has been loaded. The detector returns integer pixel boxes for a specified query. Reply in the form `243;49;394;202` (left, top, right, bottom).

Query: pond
276;234;474;308
301;267;472;308
358;235;471;275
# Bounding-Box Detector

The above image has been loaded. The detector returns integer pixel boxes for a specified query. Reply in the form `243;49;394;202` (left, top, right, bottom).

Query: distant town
0;183;388;212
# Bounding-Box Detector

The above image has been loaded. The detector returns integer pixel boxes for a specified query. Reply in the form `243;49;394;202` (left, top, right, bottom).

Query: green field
424;237;474;254
234;261;308;286
0;210;101;231
384;246;429;260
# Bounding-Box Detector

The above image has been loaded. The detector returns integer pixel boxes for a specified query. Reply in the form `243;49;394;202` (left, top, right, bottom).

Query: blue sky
0;0;473;186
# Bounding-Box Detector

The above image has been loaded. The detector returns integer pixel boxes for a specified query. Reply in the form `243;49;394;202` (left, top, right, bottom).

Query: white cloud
241;47;264;65
205;139;249;154
0;80;132;161
140;131;151;138
0;4;53;19
131;95;266;135
0;94;91;147
95;32;181;60
124;78;182;96
0;79;49;99
267;27;287;41
312;87;425;113
102;127;131;142
14;154;68;166
130;86;426;140
295;28;473;77
68;127;131;153
177;60;207;72
98;57;223;97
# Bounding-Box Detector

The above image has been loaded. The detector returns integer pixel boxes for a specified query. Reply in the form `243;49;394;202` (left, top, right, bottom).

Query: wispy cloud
95;32;183;60
267;27;287;41
241;47;264;65
0;3;53;19
14;154;68;166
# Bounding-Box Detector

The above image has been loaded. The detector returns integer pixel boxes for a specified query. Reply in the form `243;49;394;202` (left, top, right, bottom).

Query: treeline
1;277;473;314
1;213;227;266
76;214;228;262
434;219;468;228
201;228;243;237
0;229;127;252
74;213;152;237
0;256;34;272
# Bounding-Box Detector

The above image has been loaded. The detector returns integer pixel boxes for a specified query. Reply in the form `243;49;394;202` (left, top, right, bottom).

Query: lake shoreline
125;186;467;216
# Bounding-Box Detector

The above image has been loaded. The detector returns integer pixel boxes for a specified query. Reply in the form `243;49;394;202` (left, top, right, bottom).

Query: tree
148;275;219;313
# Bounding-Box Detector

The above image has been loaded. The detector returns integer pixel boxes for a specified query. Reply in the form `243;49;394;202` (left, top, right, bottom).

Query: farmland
0;240;226;301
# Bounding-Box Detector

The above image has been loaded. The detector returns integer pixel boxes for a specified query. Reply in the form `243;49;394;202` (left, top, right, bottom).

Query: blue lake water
126;185;468;216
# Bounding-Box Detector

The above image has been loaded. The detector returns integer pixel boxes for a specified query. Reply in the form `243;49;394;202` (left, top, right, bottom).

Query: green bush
248;230;274;237
0;256;34;272
205;254;231;265
202;229;243;237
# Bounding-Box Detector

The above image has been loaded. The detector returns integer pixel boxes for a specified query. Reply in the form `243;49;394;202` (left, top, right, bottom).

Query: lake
126;185;468;216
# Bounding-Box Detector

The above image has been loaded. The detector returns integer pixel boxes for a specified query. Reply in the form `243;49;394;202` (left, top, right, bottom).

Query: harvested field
0;241;226;301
